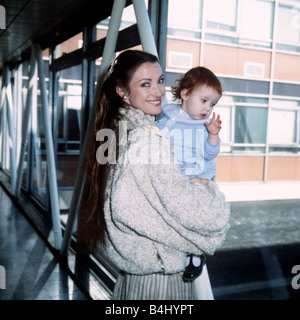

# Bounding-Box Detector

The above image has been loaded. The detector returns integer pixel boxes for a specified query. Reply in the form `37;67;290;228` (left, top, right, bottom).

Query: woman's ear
116;86;130;104
180;88;189;101
116;86;126;98
116;86;129;99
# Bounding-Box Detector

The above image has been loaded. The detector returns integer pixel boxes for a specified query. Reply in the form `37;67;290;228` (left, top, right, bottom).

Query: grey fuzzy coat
103;106;230;275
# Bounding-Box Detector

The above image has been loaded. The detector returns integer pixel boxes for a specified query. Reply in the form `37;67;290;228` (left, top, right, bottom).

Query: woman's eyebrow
137;74;164;82
138;78;152;82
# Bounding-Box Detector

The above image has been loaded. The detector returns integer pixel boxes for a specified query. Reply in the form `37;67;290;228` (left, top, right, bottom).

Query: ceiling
0;0;120;69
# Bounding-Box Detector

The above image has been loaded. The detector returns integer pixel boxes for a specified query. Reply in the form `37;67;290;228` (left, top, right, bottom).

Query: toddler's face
181;85;221;120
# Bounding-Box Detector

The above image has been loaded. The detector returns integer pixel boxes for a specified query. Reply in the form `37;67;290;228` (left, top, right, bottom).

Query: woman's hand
189;177;209;186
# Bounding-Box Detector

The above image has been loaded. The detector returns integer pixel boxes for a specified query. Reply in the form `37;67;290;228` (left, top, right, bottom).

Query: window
268;99;300;149
239;0;274;48
54;32;83;59
234;106;268;145
56;64;82;211
276;4;300;53
206;0;237;32
168;0;202;39
268;109;297;145
205;0;274;48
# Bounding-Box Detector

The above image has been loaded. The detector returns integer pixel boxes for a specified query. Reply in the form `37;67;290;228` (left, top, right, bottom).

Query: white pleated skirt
112;272;197;300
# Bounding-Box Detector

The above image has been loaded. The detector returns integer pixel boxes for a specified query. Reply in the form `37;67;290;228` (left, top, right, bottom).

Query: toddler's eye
201;99;206;103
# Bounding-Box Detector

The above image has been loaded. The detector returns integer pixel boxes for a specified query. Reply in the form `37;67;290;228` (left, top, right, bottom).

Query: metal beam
0;65;6;168
132;0;158;56
132;0;167;106
4;65;17;194
15;46;37;198
36;44;62;250
148;0;169;73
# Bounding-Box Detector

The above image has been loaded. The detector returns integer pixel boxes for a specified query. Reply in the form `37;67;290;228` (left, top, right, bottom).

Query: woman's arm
111;127;230;255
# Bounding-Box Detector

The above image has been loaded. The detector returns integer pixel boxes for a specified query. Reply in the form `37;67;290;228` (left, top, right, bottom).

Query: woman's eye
141;82;150;87
158;77;164;84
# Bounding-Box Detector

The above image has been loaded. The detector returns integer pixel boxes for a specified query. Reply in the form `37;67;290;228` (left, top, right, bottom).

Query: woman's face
122;62;165;115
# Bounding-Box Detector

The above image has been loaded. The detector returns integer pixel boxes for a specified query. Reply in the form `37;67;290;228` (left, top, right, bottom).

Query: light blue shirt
156;103;220;180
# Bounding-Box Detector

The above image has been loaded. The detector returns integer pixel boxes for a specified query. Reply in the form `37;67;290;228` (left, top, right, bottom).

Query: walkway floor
1;182;299;300
0;186;91;300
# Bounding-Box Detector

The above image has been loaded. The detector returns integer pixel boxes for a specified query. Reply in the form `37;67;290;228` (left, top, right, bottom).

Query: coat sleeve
111;127;230;255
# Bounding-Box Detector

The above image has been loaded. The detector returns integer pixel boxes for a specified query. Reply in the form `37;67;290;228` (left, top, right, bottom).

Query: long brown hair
77;50;159;252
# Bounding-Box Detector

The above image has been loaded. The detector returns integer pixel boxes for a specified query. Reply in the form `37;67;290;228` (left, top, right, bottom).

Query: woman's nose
152;83;165;96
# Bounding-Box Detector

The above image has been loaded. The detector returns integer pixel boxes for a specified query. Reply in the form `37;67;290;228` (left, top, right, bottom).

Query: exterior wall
267;156;300;181
215;156;265;182
274;53;300;82
215;155;300;182
166;38;201;70
203;44;271;78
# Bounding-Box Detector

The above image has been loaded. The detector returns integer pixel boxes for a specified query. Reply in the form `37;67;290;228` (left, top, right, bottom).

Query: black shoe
182;254;206;282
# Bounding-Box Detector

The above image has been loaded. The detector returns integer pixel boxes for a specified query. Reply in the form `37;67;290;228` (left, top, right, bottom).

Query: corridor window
54;32;83;59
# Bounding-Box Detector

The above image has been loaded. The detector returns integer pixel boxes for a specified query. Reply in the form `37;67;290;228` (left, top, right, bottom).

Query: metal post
35;44;62;250
5;65;17;194
0;66;6;167
15;46;37;198
132;0;167;106
132;0;158;56
60;0;126;256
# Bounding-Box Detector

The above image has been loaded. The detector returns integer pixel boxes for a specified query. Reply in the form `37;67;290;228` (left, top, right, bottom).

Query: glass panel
206;0;237;32
273;82;300;98
168;0;202;39
32;77;48;202
268;109;297;145
234;106;267;144
219;77;270;95
96;1;149;41
269;146;298;154
232;146;265;153
54;32;83;59
21;61;30;190
56;64;82;210
276;4;300;52
239;0;273;48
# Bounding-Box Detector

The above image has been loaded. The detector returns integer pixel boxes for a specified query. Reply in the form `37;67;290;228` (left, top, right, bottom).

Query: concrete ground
207;181;300;300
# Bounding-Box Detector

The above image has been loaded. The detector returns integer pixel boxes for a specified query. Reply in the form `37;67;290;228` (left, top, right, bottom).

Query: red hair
172;66;223;101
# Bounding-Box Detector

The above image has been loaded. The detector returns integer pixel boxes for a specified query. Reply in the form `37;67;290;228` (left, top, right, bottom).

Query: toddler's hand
205;112;222;135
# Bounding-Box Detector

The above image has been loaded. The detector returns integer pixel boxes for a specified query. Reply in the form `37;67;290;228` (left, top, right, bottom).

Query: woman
78;50;230;300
